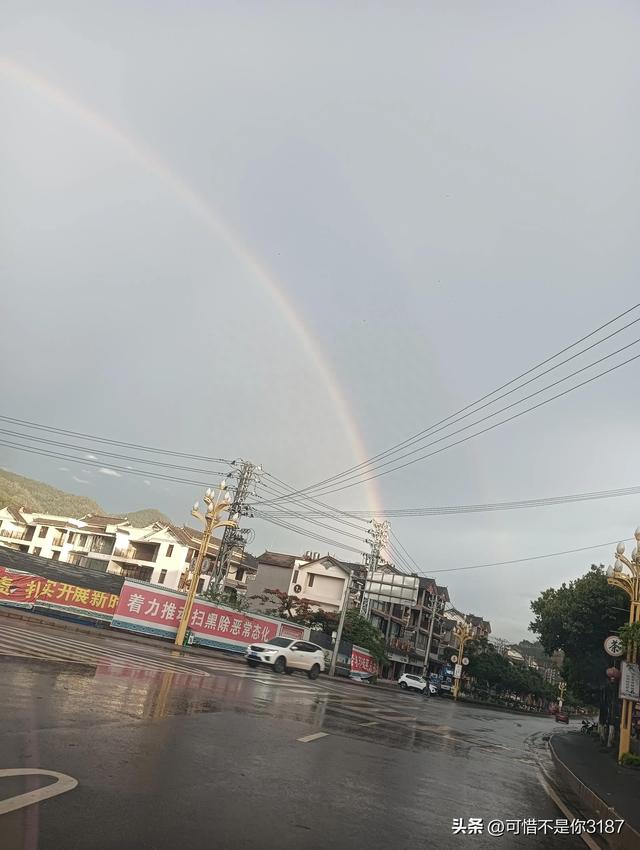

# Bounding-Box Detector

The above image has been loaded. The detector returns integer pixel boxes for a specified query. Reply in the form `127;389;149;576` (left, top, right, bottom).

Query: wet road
0;619;584;850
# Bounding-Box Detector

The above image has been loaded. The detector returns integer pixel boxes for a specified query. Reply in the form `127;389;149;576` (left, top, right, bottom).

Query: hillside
126;508;173;527
0;469;102;517
0;469;173;526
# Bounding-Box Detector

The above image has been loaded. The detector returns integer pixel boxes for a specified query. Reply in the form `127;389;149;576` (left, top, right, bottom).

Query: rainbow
1;58;383;521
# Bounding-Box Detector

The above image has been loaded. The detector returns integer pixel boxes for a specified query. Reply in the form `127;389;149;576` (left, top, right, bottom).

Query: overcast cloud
2;1;640;640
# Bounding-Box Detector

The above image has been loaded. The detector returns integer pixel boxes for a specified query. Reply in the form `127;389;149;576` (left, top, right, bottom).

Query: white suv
398;673;429;693
245;637;325;679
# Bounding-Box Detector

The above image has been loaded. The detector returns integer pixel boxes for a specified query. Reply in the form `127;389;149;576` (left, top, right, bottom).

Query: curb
549;735;640;850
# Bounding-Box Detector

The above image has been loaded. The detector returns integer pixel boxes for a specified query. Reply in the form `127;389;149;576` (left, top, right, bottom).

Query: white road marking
359;721;379;727
0;628;210;675
0;769;78;816
297;732;329;743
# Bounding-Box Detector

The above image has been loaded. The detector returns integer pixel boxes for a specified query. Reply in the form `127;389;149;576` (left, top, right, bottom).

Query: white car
245;637;325;679
398;673;437;694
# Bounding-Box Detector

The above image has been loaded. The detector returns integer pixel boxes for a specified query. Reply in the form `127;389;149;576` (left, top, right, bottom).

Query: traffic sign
451;654;458;663
454;663;463;679
604;635;624;657
462;657;469;666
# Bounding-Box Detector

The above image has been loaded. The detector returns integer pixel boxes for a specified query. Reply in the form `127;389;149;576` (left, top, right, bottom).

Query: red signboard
279;623;305;639
351;646;379;675
0;567;119;616
112;581;281;648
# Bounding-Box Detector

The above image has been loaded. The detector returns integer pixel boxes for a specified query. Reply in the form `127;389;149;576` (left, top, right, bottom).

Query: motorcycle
580;719;597;734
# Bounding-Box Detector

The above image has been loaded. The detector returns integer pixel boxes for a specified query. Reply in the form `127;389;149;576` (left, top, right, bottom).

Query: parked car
555;712;569;724
245;637;325;679
398;673;430;693
349;670;374;683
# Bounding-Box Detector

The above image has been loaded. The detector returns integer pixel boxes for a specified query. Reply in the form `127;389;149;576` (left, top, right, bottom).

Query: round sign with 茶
604;635;624;657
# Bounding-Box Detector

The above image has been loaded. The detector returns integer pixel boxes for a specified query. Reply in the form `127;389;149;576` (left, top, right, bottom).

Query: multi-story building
250;550;356;614
367;577;450;680
0;507;256;595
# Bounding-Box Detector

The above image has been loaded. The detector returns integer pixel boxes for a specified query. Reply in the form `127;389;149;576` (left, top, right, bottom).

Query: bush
620;752;640;768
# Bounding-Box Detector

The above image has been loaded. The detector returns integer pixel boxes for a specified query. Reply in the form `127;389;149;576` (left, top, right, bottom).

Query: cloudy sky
2;1;640;640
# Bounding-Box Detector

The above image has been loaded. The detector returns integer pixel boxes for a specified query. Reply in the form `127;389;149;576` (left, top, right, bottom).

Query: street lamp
557;681;567;711
606;527;640;762
452;621;473;701
174;483;238;647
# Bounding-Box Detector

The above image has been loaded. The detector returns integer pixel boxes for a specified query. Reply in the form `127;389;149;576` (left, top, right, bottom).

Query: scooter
580;719;597;734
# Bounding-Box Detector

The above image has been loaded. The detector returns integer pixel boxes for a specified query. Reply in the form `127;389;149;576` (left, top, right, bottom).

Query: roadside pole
329;571;352;677
421;591;438;681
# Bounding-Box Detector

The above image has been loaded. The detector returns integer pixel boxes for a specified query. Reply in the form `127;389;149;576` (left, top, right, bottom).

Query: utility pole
360;519;390;616
421;590;439;679
210;460;261;596
329;570;353;677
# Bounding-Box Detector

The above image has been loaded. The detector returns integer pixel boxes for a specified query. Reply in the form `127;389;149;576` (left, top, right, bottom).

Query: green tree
530;565;629;701
249;588;317;625
311;609;389;664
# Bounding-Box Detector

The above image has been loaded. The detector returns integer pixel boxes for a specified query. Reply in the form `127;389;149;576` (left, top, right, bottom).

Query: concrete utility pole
210;460;261;595
421;590;439;679
329;570;353;677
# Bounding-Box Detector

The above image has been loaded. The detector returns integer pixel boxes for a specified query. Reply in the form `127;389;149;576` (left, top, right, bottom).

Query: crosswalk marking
0;625;332;691
0;626;209;675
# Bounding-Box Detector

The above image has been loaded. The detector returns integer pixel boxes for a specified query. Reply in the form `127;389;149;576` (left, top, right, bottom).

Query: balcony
113;545;158;563
0;528;34;541
52;536;66;547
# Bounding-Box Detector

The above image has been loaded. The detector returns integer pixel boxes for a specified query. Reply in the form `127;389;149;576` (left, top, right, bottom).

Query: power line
259;304;640;501
0;439;229;488
0;414;232;464
428;539;629;574
289;347;640;500
253;482;640;518
0;428;230;477
252;511;365;556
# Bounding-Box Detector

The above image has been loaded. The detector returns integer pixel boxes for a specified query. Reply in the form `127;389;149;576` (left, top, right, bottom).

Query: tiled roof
436;585;450;602
33;517;71;528
6;507;28;524
256;551;297;568
80;514;128;529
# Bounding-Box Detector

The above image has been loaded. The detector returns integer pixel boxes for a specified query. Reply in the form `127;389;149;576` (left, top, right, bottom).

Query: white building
0;507;255;594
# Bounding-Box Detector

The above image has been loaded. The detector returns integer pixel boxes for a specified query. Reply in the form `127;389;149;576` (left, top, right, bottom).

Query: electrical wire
257;304;640;501
252;511;366;556
0;428;231;477
0;414;232;464
0;439;228;488
428;539;628;574
251;482;640;518
283;347;640;500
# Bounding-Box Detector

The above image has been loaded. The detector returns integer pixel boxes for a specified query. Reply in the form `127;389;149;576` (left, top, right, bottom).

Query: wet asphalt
0;619;584;850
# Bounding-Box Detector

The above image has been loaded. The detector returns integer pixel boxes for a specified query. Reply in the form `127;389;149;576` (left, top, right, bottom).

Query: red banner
112;581;284;647
351;646;379;675
0;567;120;616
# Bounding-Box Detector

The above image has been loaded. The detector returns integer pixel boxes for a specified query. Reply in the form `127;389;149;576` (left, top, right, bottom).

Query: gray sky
2;1;640;641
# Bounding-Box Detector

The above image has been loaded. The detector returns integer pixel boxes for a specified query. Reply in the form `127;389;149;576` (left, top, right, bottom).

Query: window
235;568;245;583
33;548;42;556
158;569;168;585
166;544;174;557
197;577;205;593
307;574;315;588
292;569;299;584
38;526;48;538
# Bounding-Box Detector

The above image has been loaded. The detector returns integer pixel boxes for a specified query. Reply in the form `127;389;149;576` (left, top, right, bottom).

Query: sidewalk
551;731;640;844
